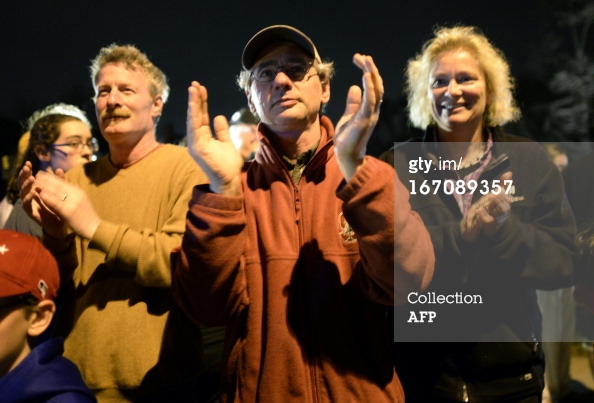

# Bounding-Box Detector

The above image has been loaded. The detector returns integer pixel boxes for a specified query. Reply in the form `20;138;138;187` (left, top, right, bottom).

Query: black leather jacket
382;127;577;402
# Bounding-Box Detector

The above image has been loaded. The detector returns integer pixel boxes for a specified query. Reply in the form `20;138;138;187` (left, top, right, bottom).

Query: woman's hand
460;172;513;242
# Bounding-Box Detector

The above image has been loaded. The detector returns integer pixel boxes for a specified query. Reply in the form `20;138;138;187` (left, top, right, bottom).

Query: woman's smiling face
429;49;488;133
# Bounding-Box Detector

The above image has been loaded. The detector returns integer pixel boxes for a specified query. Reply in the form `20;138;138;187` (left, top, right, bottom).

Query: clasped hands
460;172;513;243
18;161;100;240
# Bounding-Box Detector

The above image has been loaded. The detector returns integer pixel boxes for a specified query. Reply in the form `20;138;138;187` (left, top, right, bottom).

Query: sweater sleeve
172;185;249;326
337;157;434;306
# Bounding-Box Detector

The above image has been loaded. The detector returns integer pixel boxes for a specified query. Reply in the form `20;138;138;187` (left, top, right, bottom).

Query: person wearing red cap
0;229;96;402
17;45;209;401
173;25;434;402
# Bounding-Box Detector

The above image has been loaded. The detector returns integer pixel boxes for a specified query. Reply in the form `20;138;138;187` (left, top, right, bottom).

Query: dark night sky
1;0;554;155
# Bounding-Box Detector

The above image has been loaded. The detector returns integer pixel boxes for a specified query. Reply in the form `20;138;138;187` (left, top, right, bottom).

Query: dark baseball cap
241;25;321;70
0;230;60;301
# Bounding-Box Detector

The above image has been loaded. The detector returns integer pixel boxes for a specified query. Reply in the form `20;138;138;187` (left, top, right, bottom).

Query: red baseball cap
0;230;59;301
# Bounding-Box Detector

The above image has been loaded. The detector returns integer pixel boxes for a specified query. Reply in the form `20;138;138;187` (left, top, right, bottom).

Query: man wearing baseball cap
174;25;434;402
0;229;95;402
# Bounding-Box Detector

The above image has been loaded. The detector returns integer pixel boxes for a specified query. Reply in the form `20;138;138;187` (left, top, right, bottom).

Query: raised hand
186;81;244;196
460;172;513;242
334;54;384;181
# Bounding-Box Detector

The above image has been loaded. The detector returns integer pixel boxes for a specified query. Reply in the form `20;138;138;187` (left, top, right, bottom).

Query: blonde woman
382;26;577;402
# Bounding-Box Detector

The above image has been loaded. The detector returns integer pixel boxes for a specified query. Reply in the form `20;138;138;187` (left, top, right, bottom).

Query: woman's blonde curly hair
406;25;520;129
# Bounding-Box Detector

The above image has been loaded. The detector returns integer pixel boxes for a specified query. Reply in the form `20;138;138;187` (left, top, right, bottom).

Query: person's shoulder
152;144;195;165
570;150;594;170
2;338;95;402
378;137;424;165
494;131;534;143
160;143;190;153
156;143;190;156
65;161;89;177
154;144;207;181
564;150;594;183
65;158;105;182
378;146;395;165
494;130;549;158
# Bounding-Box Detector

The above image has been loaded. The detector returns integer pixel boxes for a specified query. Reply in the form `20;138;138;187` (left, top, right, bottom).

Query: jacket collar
255;115;335;165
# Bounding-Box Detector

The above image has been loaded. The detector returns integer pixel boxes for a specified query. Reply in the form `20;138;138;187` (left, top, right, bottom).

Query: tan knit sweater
45;144;208;400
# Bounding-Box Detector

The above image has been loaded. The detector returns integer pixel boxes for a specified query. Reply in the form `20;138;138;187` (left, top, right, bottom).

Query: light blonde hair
406;25;520;129
89;44;169;104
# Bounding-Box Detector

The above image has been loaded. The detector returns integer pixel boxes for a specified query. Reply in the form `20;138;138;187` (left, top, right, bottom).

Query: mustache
101;109;130;120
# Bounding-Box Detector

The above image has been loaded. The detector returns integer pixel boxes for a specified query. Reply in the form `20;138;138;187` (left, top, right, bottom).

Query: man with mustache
18;44;210;402
172;25;434;402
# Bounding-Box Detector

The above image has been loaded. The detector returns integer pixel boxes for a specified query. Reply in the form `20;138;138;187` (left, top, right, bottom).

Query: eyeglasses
251;61;315;83
51;137;99;154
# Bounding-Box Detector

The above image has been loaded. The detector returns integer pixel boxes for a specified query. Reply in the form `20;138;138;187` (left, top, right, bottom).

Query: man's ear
321;81;331;104
27;300;55;337
151;94;164;120
34;145;51;162
245;89;259;118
